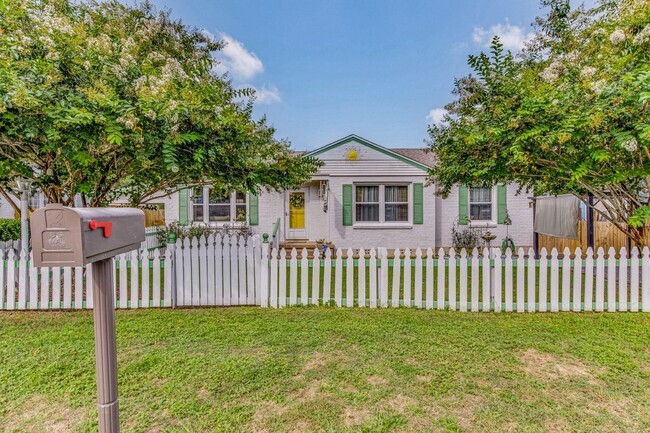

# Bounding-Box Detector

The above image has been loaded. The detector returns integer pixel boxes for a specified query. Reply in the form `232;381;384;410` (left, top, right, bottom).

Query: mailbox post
31;204;145;433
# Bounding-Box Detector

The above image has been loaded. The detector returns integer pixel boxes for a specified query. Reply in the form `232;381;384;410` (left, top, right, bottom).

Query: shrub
155;221;252;248
451;222;483;251
0;219;21;242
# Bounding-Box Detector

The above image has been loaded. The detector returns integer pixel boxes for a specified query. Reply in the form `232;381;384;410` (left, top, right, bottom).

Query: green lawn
1;308;650;433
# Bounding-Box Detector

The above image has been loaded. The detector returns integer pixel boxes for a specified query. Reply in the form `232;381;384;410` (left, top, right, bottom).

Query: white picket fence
1;239;649;312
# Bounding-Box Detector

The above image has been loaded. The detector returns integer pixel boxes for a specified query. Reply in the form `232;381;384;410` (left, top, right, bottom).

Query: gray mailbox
31;204;145;267
30;203;145;433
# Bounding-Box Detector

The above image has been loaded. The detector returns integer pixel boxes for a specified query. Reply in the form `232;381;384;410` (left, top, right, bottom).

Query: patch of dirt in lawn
342;407;372;427
2;395;87;433
367;375;389;385
302;352;327;371
518;348;601;381
387;394;417;414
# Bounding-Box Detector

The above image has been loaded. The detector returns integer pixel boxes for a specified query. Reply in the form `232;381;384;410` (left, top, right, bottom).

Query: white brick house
167;135;534;249
0;134;534;249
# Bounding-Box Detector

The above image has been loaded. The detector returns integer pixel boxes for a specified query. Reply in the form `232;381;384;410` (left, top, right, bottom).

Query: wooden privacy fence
1;235;649;313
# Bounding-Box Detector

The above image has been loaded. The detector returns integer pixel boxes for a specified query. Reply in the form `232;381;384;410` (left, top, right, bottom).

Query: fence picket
595;247;605;312
403;248;411;308
482;248;490;312
86;263;94;309
459;249;468;312
607;247;617;312
229;236;238;305
494;250;502;312
260;242;270;308
238;238;247;305
118;254;127;309
630;247;639;312
270;248;278;308
174;239;184;306
618;247;627;312
163;245;172;307
538;248;548;312
130;250;139;309
471;248;479;312
183;237;193;306
141;250;150;308
301;248;309;305
426;248;434;310
448;249;456;311
51;265;60;310
311;249;320;305
380;248;389;308
323;248;332;305
289;249;298;306
392;248;401;308
517;249;525;313
29;254;38;310
279;249;287;308
414;248;423;309
550;249;559;312
199;236;208;306
6;250;16;310
572;248;583;312
0;250;4;309
561;247;571;312
368;249;377;308
254;238;262;305
527;248;536;312
40;266;49;310
334;249;343;307
358;248;366;307
642;247;650;312
207;234;216;306
215;234;224;306
74;266;83;309
346;248;354;307
437;248;446;310
504;249;513;312
222;236;231;306
584;248;594;312
152;248;161;307
246;241;255;305
18;249;27;310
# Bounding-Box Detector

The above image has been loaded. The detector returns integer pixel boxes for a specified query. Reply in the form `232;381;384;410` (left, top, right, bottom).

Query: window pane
470;204;492;221
470;187;491;203
356;204;380;222
356;186;379;202
193;205;204;221
193;187;204;204
209;190;230;204
385;204;408;222
235;205;247;221
235;191;247;204
385;186;408;203
209;204;230;221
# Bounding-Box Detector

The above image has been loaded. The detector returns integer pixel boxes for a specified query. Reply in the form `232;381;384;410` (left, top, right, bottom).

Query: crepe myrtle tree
0;0;320;209
428;0;650;246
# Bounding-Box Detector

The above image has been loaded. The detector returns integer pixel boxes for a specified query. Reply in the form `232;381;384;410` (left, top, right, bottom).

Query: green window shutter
497;185;508;224
249;193;259;226
413;183;424;224
178;188;189;225
342;184;353;226
458;186;469;225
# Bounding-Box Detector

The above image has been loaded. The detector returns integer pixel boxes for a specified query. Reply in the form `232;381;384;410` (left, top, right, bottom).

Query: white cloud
212;32;264;81
253;85;282;104
426;108;448;126
472;22;534;52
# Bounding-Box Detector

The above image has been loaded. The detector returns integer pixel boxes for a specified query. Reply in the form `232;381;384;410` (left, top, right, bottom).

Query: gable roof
304;134;432;171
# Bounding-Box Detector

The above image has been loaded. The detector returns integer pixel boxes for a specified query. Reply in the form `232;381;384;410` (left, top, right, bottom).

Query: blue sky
146;0;586;150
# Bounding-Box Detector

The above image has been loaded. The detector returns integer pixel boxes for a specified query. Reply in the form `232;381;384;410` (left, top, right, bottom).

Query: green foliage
428;0;650;245
0;0;320;207
450;222;483;251
0;218;20;241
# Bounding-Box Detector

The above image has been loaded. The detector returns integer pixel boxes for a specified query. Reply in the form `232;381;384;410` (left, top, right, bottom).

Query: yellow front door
289;192;305;229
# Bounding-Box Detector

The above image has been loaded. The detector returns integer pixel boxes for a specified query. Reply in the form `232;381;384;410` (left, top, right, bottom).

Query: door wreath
290;194;305;209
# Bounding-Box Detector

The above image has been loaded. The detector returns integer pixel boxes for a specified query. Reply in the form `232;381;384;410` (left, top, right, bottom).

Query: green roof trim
305;134;430;171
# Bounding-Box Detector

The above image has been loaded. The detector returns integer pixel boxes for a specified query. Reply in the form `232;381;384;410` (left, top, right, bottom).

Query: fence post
260;233;270;308
168;233;177;308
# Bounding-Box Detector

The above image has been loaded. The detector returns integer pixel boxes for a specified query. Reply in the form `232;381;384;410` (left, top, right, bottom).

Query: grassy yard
1;308;650;433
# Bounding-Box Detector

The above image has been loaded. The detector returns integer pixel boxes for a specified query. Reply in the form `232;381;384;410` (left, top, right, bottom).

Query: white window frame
468;186;497;227
353;183;412;227
190;186;248;225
